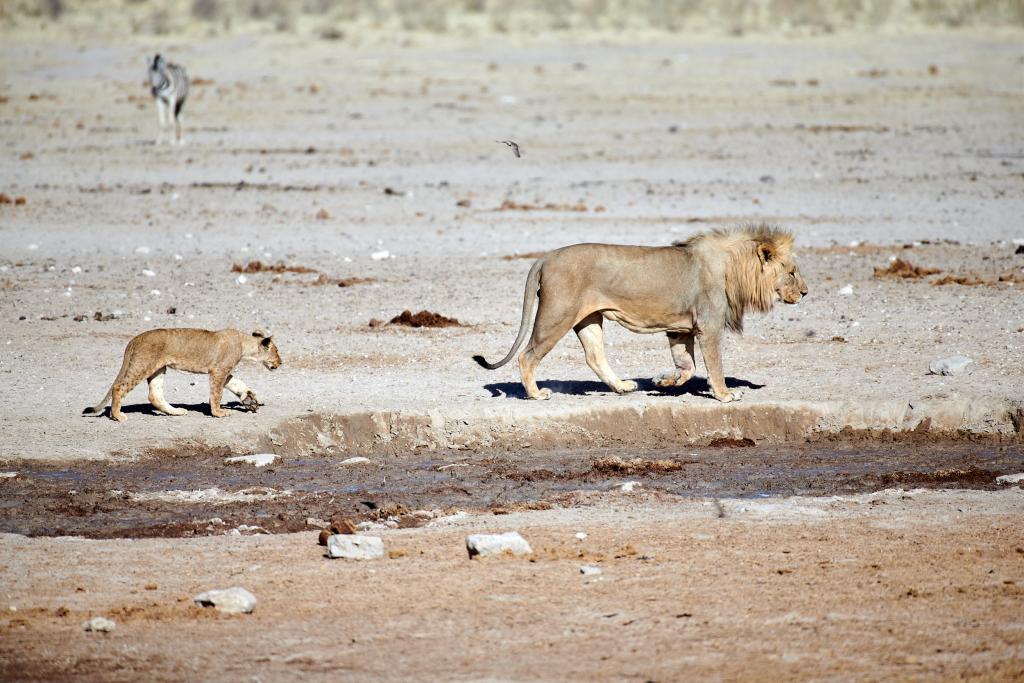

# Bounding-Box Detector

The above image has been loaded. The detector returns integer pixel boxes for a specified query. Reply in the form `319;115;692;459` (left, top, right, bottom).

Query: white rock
327;534;384;560
0;472;17;479
466;531;532;558
928;355;974;376
370;250;391;261
134;246;151;254
574;532;587;540
71;266;82;274
82;616;116;632
339;457;370;466
996;473;1024;485
28;243;38;250
580;564;603;576
224;453;277;468
150;289;160;296
838;284;854;296
193;587;257;614
236;274;248;284
617;481;641;493
142;269;156;277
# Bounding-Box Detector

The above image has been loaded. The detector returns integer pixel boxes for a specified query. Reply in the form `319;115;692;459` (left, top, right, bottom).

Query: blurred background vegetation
2;0;1023;37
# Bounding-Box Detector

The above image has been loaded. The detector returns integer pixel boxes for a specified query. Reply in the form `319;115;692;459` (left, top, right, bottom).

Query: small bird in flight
496;140;521;158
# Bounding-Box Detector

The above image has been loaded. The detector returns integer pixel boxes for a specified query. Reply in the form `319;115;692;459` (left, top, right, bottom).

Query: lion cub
83;328;281;422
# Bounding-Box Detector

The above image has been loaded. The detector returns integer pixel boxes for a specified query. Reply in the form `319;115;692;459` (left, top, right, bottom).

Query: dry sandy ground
2;488;1024;682
1;27;1024;681
0;30;1022;460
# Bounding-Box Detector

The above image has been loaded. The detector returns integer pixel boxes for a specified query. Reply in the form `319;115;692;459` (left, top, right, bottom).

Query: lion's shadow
481;376;765;400
85;401;256;418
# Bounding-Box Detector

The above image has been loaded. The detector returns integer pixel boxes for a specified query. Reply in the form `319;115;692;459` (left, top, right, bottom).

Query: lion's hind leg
517;296;577;400
110;360;160;422
575;313;637;394
147;367;187;416
655;331;697;388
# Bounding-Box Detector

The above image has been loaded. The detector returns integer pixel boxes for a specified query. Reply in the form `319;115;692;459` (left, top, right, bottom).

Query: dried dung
932;274;986;286
389;310;461;328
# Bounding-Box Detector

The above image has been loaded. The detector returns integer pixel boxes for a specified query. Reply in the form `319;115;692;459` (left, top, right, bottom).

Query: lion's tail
82;344;131;416
473;255;545;370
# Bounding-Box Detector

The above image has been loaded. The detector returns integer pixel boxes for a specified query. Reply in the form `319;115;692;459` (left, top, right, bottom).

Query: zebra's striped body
147;54;189;145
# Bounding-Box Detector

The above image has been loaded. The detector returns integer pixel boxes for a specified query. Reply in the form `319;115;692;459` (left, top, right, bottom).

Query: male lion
83;328;282;422
473;224;806;402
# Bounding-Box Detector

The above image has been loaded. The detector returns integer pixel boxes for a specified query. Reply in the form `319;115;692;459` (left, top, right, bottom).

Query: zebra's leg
155;99;167;145
174;105;184;146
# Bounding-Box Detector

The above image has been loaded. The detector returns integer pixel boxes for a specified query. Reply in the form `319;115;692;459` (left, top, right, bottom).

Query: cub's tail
473;255;545;370
82;387;112;416
83;343;132;416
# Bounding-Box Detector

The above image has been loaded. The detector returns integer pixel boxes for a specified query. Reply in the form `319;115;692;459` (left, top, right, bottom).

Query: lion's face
256;336;282;370
774;261;807;304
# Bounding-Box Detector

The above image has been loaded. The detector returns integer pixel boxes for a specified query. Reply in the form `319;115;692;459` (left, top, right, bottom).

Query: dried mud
1;441;1020;540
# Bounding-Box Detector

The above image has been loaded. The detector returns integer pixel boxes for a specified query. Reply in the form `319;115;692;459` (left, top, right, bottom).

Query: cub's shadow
482;376;764;400
87;402;255;418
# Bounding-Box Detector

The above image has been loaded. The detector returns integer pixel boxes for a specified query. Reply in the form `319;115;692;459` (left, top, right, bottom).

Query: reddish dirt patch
873;258;941;279
497;199;588;212
231;261;318;274
389;310;462;328
591;456;687;474
933;274;986;286
707;437;756;448
501;251;547;261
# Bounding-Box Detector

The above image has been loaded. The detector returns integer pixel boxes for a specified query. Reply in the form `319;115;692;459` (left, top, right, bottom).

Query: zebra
147;54;189;145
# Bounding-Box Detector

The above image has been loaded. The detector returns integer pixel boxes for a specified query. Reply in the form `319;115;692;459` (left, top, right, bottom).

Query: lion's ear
757;242;776;264
261;336;273;347
252;331;264;339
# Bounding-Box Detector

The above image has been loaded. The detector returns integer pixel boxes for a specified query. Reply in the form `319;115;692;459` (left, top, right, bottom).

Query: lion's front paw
654;371;680;388
529;388;553;400
111;412;127;423
615;380;638;394
714;390;738;403
211;408;229;418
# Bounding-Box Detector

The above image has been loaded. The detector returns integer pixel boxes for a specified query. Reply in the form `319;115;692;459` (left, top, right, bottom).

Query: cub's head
757;239;807;305
251;331;282;370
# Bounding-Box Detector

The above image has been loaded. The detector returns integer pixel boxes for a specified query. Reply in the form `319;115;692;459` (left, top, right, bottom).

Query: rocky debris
466;531;532;558
928;355;974;376
389;310;461;328
707;437;756;448
616;481;642;493
224;454;277;468
1016;245;1024;255
339;457;370;466
326;534;384;560
0;472;16;479
371;250;391;261
996;473;1024;485
193;587;257;614
838;284;854;296
575;532;588;540
82;616;116;632
873;258;941;279
580;565;603;576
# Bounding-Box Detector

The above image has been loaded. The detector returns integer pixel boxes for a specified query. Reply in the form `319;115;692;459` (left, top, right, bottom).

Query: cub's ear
252;330;265;338
757;242;776;264
261;336;274;347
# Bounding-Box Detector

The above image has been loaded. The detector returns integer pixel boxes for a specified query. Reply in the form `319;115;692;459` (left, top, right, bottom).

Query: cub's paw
167;407;187;416
615;380;639;394
714;390;738;403
653;371;680;388
528;388;553;401
211;409;230;418
239;392;261;413
111;412;127;423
